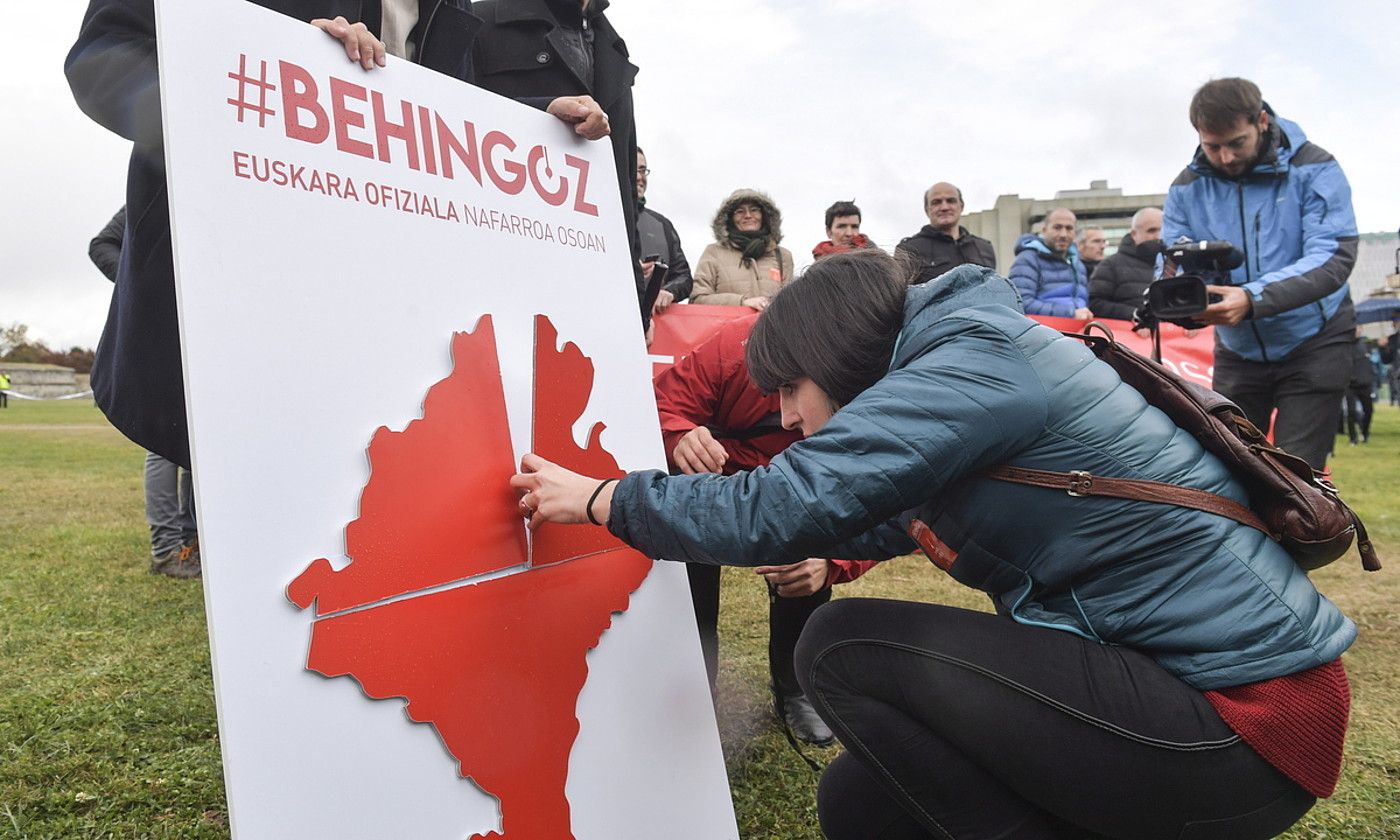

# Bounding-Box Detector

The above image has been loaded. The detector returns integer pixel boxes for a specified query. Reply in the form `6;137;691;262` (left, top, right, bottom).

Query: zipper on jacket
1253;209;1263;274
1237;182;1269;362
1237;183;1253;285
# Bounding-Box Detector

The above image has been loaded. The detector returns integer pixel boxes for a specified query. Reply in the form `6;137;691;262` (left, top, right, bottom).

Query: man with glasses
635;148;692;315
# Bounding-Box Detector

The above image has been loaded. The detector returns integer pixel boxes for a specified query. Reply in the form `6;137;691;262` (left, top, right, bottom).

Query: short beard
1221;129;1270;178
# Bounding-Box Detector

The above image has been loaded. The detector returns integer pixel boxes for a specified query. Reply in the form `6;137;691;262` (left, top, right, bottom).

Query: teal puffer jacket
610;264;1355;690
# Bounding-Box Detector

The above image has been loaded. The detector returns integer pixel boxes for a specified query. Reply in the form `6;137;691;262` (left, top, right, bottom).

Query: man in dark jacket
66;0;482;469
90;206;201;578
1384;320;1400;406
88;207;127;283
471;0;645;312
1089;207;1162;321
1344;330;1376;445
635;148;692;312
654;313;876;746
67;0;603;469
1076;226;1106;282
895;182;995;283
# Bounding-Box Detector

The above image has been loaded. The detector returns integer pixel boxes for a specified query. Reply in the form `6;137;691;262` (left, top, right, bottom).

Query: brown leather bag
985;324;1380;572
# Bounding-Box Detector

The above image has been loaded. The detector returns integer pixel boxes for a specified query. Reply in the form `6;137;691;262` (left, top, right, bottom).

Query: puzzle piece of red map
287;315;653;840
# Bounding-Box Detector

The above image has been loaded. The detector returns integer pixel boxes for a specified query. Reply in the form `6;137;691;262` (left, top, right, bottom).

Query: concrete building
1350;231;1399;300
963;180;1167;274
0;363;87;399
1351;231;1399;339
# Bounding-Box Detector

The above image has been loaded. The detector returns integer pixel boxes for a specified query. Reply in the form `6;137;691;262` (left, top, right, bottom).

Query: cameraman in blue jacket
1163;77;1357;470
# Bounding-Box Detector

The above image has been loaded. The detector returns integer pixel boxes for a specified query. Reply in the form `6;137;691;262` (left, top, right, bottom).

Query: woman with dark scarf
691;189;794;311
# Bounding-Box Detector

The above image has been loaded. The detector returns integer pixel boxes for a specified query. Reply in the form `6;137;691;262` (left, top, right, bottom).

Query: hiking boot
777;691;835;747
150;541;201;579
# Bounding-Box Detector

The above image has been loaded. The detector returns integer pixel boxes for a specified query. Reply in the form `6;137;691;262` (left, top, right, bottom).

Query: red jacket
812;234;874;261
652;314;877;586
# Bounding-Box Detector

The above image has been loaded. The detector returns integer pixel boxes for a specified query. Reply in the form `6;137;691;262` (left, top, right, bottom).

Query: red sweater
1205;659;1350;798
906;519;1349;797
812;234;874;260
652;315;878;584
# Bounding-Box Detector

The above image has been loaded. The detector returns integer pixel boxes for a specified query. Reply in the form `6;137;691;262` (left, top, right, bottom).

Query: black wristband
586;478;620;526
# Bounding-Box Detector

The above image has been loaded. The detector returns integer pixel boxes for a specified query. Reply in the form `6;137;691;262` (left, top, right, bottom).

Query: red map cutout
286;315;653;840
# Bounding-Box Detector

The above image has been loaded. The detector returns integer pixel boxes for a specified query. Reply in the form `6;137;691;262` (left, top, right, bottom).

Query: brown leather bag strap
983;464;1277;539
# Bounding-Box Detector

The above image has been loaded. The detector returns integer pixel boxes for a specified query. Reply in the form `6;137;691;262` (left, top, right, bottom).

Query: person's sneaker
150;542;201;579
777;692;835;747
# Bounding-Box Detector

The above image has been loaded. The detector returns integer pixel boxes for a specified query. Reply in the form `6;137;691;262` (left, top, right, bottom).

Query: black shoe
778;692;835;747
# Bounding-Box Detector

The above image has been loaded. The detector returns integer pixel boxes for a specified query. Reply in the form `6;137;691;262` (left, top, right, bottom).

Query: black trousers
687;562;831;698
796;599;1314;840
1211;340;1350;471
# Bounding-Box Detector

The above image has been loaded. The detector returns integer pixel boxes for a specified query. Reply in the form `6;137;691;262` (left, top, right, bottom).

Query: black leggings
795;599;1315;840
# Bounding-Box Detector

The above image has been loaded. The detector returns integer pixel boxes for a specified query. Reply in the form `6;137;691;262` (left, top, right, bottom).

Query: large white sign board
155;1;736;836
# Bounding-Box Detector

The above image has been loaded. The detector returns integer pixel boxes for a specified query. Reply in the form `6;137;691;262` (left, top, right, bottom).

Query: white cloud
6;3;130;349
7;1;1398;347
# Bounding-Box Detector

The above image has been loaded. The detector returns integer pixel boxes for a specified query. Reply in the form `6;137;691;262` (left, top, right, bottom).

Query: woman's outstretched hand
510;454;616;530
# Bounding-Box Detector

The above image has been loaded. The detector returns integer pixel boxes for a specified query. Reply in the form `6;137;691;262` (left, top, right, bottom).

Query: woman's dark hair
747;249;908;407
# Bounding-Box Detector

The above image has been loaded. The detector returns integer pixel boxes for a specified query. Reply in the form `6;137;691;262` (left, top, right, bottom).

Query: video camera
1138;238;1244;330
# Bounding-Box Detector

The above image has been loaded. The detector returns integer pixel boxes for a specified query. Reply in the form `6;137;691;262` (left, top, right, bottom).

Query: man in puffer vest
1008;207;1091;319
1163;77;1358;471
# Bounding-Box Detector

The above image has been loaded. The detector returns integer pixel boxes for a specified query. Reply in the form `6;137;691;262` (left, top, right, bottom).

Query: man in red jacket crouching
654;313;875;746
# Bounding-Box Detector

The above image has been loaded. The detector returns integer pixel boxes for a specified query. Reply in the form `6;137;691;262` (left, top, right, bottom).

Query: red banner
650;305;1216;388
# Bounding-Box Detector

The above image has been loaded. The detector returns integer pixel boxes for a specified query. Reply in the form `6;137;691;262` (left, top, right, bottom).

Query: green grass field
2;399;1397;838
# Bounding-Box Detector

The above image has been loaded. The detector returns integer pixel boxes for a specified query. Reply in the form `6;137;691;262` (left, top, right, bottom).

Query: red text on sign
276;61;598;217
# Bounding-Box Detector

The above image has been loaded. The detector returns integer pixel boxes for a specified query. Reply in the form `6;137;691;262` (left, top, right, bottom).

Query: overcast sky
7;1;1399;349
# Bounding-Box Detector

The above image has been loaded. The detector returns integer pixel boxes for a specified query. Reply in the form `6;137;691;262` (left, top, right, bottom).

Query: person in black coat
66;0;604;469
471;0;644;309
1089;207;1163;322
88;207;127;284
894;182;996;283
1344;330;1376;444
66;1;480;468
634;148;692;310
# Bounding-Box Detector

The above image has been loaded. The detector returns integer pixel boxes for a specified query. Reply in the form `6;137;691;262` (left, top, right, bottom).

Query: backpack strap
983;464;1276;539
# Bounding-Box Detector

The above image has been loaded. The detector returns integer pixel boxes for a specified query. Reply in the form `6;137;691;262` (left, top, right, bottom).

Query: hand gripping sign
155;0;734;836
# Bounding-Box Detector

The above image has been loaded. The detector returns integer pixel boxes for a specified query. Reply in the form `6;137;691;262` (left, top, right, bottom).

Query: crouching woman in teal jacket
512;251;1355;840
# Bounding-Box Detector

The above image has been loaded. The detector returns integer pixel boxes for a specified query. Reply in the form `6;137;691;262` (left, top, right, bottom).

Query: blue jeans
144;451;196;557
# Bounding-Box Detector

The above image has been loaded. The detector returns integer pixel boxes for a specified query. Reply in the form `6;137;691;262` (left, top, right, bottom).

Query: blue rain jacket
1162;112;1358;362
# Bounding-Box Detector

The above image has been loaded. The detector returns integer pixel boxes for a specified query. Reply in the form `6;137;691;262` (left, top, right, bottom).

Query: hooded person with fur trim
691;189;794;310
